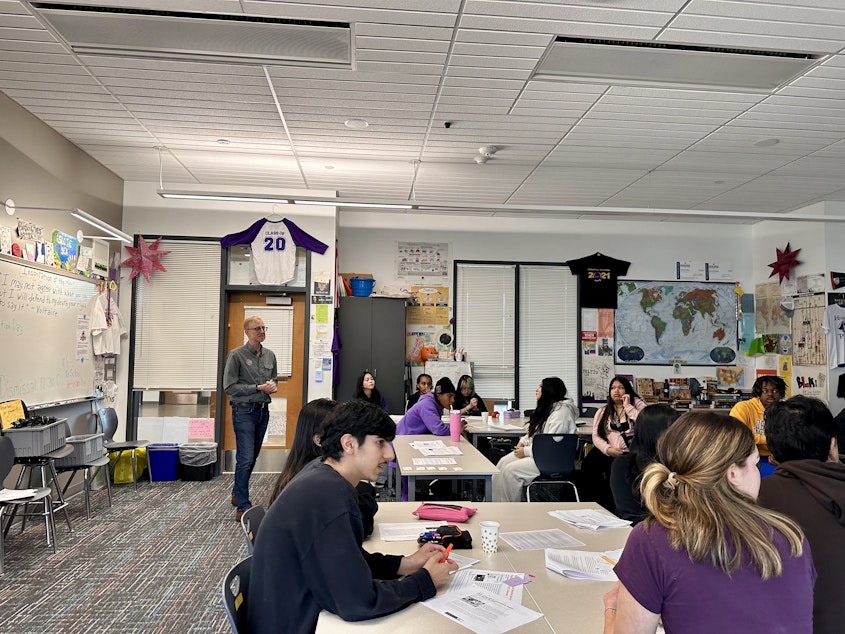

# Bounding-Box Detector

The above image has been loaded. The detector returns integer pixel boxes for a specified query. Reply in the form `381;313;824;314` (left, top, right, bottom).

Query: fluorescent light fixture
71;208;132;244
293;199;412;210
158;190;289;204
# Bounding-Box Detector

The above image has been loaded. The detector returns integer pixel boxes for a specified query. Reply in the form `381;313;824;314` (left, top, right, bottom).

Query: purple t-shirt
396;392;449;436
615;522;815;634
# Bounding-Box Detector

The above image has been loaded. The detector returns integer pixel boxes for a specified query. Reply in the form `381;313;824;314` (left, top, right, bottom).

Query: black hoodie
758;459;845;634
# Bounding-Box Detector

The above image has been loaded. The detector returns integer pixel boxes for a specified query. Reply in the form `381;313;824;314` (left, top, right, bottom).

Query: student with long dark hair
609;404;679;524
582;376;647;511
268;398;378;536
492;377;578;502
354;370;388;412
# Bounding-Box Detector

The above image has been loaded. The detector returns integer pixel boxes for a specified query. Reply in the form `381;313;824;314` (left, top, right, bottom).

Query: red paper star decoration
121;236;170;282
768;242;801;283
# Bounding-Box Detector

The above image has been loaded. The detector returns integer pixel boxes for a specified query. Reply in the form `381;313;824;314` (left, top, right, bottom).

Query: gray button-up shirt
223;343;277;404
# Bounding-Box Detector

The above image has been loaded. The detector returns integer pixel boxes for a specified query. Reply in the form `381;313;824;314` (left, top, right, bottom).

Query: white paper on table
447;569;525;604
499;528;585;551
377;522;442;542
449;552;480;570
544;548;620;582
549;509;631;530
495;423;525;431
423;586;543;634
412;457;458;465
0;488;39;502
417;445;463;456
409;440;447;450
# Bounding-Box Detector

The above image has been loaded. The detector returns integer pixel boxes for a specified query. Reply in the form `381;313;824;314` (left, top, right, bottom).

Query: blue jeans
232;403;270;512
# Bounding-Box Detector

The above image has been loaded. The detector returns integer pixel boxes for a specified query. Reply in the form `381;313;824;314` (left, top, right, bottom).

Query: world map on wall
615;281;738;365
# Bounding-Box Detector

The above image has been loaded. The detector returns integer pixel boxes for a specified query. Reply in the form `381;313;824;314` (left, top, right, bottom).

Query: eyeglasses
248;326;268;332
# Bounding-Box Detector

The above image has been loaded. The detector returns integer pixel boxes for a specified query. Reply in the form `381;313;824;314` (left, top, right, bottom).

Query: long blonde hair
640;411;803;579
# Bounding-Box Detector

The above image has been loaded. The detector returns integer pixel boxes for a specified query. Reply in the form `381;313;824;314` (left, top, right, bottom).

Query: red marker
440;543;453;563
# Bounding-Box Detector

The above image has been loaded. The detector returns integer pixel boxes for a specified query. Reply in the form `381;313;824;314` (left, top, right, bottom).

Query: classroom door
222;292;305;452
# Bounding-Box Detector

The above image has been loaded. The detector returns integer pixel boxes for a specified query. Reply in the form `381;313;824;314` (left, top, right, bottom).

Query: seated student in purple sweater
396;377;456;435
602;412;815;634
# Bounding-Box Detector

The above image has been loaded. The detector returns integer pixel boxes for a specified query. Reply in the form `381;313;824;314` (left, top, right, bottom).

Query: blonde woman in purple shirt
603;412;815;634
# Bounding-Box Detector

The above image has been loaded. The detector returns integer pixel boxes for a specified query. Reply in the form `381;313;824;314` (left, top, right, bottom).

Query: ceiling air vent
30;3;351;67
532;37;822;93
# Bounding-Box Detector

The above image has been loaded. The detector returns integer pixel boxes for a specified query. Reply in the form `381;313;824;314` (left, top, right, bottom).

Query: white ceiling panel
1;0;845;217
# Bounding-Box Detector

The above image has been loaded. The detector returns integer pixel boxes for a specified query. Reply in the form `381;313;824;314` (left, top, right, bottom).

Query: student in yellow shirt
730;375;787;473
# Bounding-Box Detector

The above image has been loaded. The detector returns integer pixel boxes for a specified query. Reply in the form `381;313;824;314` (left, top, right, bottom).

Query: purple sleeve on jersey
283;218;329;254
220;218;268;248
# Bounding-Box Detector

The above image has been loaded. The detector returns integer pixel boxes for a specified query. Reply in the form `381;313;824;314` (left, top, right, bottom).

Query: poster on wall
614;281;738;366
396;241;449;279
791;294;826;366
407;285;450;325
779;355;793;398
792;365;827;401
582;354;614;403
754;282;791;335
406;326;453;362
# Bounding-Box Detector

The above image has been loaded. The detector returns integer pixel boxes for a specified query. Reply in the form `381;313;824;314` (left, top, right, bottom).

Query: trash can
178;442;218;481
147;443;180;481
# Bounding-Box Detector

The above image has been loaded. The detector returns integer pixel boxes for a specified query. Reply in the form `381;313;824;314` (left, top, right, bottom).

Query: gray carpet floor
0;472;274;633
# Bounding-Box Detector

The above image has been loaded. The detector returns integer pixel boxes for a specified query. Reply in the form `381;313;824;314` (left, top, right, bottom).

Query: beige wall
0;93;123;232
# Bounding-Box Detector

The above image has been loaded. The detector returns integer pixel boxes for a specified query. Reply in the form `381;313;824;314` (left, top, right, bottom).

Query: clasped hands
258;380;278;394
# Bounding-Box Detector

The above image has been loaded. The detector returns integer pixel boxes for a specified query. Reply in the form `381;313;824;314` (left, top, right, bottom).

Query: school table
392;435;500;502
464;418;594;449
316;501;631;633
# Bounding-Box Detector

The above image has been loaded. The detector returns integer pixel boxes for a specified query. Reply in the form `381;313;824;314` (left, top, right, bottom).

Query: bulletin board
0;254;98;406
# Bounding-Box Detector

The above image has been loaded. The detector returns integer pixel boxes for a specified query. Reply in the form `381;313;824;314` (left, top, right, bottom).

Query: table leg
483;475;492;502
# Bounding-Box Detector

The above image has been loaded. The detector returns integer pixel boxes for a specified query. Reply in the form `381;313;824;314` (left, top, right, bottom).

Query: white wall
118;183;337;418
339;211;755;388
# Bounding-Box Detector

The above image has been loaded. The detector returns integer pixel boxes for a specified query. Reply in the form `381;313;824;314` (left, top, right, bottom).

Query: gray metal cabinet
336;296;407;413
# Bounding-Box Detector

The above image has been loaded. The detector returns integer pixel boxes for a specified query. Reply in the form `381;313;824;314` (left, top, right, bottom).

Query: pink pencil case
412;503;478;523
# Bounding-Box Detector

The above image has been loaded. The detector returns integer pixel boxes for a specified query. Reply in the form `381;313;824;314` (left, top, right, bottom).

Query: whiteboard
0;255;99;406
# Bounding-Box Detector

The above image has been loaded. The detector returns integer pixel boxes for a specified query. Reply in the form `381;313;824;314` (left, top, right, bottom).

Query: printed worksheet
499;528;585;551
423;586;543;634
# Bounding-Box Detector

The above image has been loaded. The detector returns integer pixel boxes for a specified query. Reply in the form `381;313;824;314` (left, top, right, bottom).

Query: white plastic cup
449;411;462;443
480;521;500;554
481;411;489;424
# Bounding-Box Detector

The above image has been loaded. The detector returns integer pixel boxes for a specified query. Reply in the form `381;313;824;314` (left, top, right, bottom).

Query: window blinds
456;262;579;408
455;264;516;401
244;305;294;376
132;240;221;390
518;266;579;409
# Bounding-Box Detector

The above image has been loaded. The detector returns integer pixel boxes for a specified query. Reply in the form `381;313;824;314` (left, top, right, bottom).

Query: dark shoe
231;495;237;506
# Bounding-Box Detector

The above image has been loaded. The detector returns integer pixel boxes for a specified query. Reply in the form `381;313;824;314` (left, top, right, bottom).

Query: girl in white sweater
492;377;578;502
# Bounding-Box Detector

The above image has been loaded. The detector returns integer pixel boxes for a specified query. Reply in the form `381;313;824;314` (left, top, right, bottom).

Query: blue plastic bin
349;277;375;297
147;443;180;481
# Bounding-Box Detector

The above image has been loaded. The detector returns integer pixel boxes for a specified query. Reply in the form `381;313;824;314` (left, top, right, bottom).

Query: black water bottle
663;379;670;399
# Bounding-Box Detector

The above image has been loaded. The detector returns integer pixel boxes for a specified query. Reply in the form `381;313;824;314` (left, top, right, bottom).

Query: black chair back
532;434;578;478
240;506;265;555
0;436;14;481
222;556;252;634
97;408;119;443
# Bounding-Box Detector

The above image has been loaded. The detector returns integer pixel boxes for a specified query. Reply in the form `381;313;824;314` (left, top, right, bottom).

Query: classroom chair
98;407;149;490
240;506;265;555
526;434;580;502
54;421;112;520
0;436;58;574
222;556;252;634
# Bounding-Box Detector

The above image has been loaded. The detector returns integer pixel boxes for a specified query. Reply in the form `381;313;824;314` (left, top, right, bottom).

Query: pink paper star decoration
121;236;170;281
767;242;802;283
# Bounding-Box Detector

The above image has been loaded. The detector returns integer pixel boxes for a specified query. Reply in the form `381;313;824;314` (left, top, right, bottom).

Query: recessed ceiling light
754;138;780;147
344;118;369;129
217;138;231;145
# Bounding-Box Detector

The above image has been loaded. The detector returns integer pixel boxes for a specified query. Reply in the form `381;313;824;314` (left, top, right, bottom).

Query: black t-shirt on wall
567;253;631;309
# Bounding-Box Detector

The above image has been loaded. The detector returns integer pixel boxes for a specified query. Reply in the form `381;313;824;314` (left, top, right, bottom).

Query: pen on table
440;543;453;563
601;555;617;566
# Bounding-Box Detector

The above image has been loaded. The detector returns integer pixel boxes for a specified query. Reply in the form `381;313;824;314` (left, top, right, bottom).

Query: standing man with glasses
730;375;787;475
224;316;277;521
